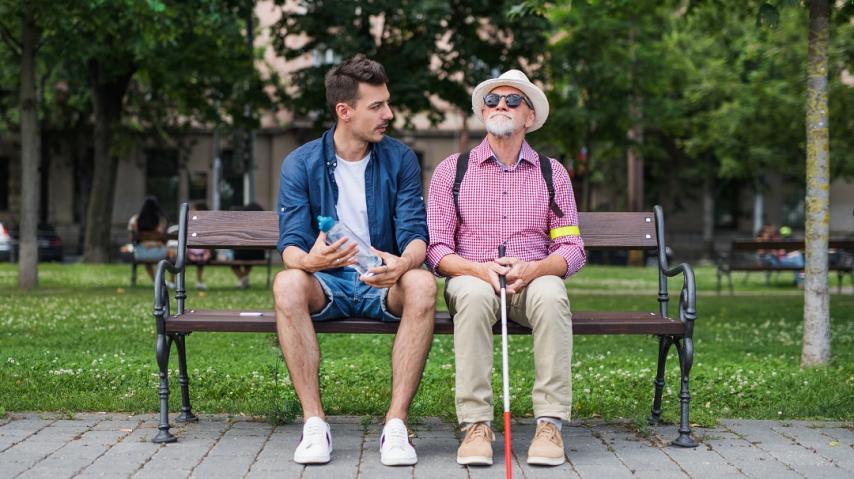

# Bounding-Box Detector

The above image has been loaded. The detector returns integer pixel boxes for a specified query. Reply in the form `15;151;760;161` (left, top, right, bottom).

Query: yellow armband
550;225;580;240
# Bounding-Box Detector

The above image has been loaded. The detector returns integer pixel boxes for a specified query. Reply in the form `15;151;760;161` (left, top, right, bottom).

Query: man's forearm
282;246;313;272
399;239;427;271
530;254;569;279
436;253;484;278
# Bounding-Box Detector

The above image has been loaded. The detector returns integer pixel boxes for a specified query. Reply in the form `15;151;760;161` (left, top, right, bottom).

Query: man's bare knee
401;270;437;312
273;269;314;311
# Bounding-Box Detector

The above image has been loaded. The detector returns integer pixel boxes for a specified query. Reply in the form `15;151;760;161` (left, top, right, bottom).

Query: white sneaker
196;282;207;290
380;418;417;466
165;281;176;289
237;276;250;289
294;417;332;464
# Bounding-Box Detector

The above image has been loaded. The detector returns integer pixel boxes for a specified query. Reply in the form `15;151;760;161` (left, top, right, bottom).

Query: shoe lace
465;423;491;443
303;422;327;445
535;423;560;445
383;424;410;449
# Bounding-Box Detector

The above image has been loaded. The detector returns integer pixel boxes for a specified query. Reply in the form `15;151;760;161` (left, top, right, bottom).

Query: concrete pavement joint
0;417;56;454
583;421;634;476
774;427;851;475
719;422;807;478
72;417;139;477
244;422;276;479
186;419;234;478
11;414;106;479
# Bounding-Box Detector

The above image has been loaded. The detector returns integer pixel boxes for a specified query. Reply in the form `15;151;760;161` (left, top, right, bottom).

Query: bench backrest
184;210;660;250
731;239;854;251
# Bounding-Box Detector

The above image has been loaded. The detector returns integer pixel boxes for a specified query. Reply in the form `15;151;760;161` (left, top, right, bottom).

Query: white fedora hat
471;69;549;133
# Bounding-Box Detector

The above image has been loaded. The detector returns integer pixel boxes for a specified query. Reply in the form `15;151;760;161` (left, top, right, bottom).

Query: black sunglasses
483;93;533;109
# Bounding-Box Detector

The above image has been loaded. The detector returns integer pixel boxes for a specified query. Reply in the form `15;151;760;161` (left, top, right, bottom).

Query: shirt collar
473;137;539;167
323;124;374;171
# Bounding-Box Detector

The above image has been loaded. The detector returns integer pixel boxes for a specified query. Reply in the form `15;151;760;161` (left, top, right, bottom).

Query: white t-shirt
334;152;372;248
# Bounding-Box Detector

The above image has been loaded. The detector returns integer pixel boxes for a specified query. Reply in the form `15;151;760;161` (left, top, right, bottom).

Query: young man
426;69;585;466
274;54;435;466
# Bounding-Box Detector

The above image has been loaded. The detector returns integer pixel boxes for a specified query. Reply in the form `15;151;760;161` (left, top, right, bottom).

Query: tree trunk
702;177;715;260
18;4;40;288
752;188;764;237
82;60;133;263
802;0;831;367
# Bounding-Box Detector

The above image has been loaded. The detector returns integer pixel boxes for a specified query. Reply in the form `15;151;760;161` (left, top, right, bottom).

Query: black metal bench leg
727;272;734;295
671;338;698;447
174;334;198;423
152;333;177;443
649;335;672;425
131;261;138;287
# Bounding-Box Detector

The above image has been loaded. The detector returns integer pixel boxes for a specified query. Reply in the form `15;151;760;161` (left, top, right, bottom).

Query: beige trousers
445;275;573;424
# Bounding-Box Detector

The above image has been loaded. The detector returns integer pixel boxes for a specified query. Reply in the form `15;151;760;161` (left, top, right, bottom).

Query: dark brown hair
325;54;388;118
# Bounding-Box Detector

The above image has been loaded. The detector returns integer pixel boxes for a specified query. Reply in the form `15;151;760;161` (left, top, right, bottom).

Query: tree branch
0;20;22;54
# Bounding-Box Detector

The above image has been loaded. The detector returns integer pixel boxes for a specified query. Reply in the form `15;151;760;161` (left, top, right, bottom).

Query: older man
426;69;585;466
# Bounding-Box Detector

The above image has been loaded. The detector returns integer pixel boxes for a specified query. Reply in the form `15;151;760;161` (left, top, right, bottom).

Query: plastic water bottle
317;216;382;276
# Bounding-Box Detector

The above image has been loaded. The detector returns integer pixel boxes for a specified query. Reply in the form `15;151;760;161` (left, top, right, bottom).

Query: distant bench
149;203;700;449
130;233;273;288
715;239;854;294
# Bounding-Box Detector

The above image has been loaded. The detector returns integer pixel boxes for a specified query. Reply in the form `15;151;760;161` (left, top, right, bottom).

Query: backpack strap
452;150;470;224
537;153;565;218
453;148;564;223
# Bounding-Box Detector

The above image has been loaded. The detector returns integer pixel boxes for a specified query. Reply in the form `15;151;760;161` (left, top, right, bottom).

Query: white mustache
488;113;512;120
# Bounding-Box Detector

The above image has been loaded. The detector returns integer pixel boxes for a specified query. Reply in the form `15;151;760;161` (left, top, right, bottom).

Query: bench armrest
653;206;697;339
153;204;189;332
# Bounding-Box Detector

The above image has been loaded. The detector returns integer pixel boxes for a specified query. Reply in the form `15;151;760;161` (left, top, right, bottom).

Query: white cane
498;244;512;478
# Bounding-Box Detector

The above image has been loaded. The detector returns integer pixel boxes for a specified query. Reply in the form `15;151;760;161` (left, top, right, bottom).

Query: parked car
0;221;12;262
0;222;64;262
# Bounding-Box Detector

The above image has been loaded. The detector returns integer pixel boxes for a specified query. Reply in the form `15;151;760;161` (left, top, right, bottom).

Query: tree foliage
0;0;280;262
270;0;550;128
539;0;854;212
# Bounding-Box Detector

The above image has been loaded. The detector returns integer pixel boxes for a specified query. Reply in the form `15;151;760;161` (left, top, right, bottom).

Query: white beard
485;114;517;138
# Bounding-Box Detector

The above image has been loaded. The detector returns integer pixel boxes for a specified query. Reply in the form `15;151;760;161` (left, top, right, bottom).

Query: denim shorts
134;244;169;262
311;269;400;322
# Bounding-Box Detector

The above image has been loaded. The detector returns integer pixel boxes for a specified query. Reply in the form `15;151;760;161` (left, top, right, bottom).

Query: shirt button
502;191;507;195
502;216;507;219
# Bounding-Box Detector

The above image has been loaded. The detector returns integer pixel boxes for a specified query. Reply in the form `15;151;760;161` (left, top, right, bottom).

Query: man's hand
360;247;413;289
495;256;536;294
477;261;511;294
300;232;358;272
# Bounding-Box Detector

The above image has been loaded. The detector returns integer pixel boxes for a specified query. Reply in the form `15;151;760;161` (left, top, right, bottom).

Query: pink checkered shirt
426;138;586;278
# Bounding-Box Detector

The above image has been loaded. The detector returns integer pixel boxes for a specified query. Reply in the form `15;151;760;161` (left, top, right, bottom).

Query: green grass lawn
0;263;851;427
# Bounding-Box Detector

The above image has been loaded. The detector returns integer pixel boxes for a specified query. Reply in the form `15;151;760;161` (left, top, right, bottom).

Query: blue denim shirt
277;126;428;259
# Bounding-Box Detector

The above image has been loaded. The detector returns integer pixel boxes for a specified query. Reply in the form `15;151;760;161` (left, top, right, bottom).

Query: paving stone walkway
0;413;851;478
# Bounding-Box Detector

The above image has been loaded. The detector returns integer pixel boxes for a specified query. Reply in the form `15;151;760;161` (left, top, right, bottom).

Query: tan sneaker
457;422;494;465
527;421;565;466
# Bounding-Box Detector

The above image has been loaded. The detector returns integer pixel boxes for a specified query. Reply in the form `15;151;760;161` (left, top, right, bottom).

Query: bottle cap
317;216;336;232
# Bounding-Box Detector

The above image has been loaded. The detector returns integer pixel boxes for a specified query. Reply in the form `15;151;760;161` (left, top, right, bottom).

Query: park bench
150;203;699;448
130;229;273;287
715;239;854;294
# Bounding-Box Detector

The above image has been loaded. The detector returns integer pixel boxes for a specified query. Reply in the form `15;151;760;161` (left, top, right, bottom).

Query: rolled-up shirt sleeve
547;158;586;278
277;152;314;254
425;154;459;275
394;148;429;253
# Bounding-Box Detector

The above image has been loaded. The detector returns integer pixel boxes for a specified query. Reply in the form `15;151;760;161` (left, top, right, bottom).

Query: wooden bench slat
731;239;854;251
185;211;660;250
165;309;684;335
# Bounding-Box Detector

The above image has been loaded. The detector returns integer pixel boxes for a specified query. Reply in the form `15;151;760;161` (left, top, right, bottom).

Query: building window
145;149;179;222
0;157;8;211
